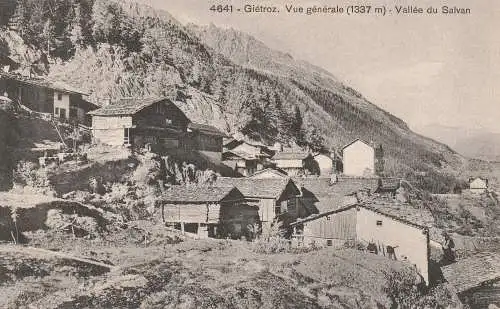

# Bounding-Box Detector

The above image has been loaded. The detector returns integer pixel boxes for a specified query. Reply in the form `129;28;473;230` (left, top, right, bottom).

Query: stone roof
273;152;311;160
88;97;172;116
248;168;288;178
0;71;86;95
359;202;431;230
161;186;243;203
188;122;227;137
294;176;379;213
441;253;500;293
216;177;299;199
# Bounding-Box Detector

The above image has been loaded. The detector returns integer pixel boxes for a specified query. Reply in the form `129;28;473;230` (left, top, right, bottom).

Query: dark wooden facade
161;186;259;239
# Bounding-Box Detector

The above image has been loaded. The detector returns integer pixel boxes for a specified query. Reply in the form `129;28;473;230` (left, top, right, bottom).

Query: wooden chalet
290;176;379;246
215;177;307;225
222;140;274;176
442;253;500;308
0;72;96;124
89;98;226;161
160;186;259;239
272;152;317;176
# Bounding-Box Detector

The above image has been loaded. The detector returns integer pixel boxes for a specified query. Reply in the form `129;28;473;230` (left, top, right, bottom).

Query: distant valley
415;124;500;162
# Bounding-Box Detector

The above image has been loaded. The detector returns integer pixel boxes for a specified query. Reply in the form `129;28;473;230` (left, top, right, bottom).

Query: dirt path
0;244;118;271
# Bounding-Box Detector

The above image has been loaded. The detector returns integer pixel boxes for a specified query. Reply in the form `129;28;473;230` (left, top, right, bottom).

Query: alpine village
0;1;499;308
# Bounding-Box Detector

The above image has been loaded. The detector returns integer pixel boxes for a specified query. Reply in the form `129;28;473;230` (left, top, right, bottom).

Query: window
57;93;63;101
59;108;66;119
327;239;333;246
55;107;59;116
376;220;383;226
326;216;331;221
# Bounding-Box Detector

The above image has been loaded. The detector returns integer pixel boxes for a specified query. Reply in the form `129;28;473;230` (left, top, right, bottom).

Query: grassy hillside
0;0;468;192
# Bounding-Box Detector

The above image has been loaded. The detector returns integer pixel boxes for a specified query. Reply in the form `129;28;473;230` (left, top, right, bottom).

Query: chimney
103;97;111;106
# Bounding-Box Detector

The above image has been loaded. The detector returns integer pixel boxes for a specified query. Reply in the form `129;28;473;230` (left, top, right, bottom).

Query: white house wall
314;154;333;175
343;141;375;177
92;116;133;146
356;207;429;284
275;159;303;169
53;92;70;118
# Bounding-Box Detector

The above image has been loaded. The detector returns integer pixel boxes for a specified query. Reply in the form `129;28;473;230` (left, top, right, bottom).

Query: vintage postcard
0;0;498;308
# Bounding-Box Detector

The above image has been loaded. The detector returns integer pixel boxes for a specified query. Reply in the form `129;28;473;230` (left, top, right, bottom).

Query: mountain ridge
0;0;467;192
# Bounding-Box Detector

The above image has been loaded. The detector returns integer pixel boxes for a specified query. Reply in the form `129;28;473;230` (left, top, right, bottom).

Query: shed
441;253;500;308
160;186;258;239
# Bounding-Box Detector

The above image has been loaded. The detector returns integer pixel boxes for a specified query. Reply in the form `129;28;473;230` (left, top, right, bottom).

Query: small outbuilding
160;186;259;239
469;177;488;194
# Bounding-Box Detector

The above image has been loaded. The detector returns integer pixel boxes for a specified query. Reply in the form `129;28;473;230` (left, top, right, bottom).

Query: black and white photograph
0;0;499;308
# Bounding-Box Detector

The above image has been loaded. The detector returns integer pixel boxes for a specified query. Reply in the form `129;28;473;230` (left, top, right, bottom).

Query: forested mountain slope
0;0;466;192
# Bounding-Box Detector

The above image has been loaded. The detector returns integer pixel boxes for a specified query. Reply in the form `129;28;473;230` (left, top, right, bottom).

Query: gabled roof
273;152;311;161
0;71;87;95
441;253;500;293
88;97;174;116
359;202;431;230
469;177;488;184
216;177;299;199
223;150;258;161
161;186;243;203
188;122;227;137
248;168;288;179
294;176;379;213
342;138;372;150
290;204;357;226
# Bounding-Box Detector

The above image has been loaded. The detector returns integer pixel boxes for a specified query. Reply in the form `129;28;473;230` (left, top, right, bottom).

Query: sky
139;0;500;134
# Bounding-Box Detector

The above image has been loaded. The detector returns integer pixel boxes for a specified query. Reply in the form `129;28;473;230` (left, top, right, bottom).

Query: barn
290;176;379;247
160;186;259;239
342;139;375;177
89;98;226;162
441;253;500;308
215;177;308;226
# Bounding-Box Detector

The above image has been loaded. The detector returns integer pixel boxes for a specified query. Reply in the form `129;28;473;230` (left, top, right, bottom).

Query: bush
13;161;54;194
382;268;423;308
252;236;291;254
